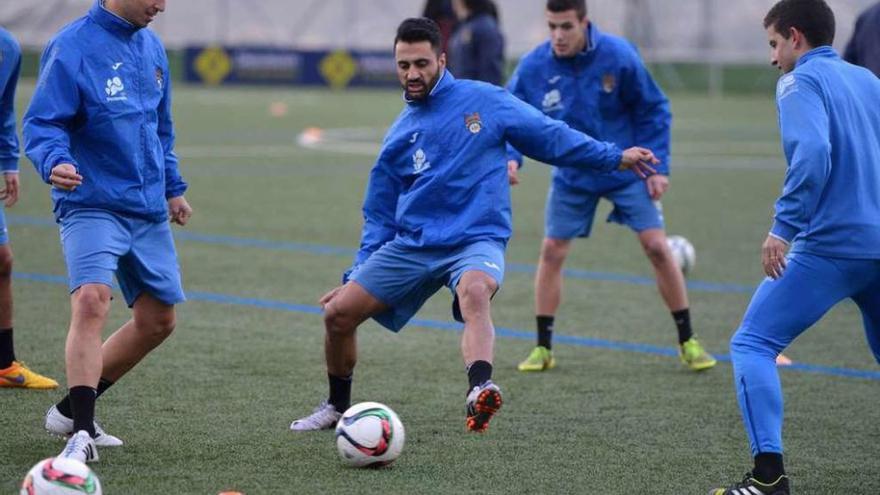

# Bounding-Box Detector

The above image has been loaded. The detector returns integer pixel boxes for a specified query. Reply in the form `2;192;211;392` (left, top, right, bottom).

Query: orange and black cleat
465;380;503;433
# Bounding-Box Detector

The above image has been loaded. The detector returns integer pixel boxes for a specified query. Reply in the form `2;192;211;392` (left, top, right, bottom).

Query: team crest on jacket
602;73;616;93
155;67;164;89
465;113;482;134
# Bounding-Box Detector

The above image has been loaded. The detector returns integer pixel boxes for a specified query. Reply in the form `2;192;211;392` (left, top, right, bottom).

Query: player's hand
168;196;193;226
0;173;19;207
646;174;669;200
619;147;658;178
762;235;788;279
50;163;82;191
319;285;345;309
507;160;520;186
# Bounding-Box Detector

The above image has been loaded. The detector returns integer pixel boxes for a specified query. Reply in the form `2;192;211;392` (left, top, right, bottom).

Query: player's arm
498;89;656;176
343;160;401;283
0;36;21;206
0;36;20;177
23;42;82;186
621;50;671;176
771;74;831;244
503;64;527;171
155;50;191;226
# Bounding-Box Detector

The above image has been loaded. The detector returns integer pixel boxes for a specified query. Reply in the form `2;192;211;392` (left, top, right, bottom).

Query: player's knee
0;248;12;278
458;279;495;308
73;285;112;321
147;310;176;341
324;304;357;337
730;327;776;361
641;237;669;264
540;239;569;266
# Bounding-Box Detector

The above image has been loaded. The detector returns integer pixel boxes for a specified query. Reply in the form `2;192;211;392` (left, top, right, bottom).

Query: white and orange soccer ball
20;457;101;495
335;402;405;468
666;235;696;275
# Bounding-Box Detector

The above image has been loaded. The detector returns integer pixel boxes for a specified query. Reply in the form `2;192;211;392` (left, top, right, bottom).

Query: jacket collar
795;46;838;68
89;0;140;38
404;69;454;105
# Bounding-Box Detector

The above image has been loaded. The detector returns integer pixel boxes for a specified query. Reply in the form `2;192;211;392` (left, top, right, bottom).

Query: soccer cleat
290;400;342;431
679;338;717;371
517;346;556;372
45;405;124;447
59;430;99;464
0;361;59;389
709;472;790;495
465;380;502;433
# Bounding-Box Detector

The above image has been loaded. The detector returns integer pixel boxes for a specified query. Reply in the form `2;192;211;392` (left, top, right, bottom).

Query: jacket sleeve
157;53;187;199
23;42;81;184
770;74;831;243
620;48;671;175
0;36;21;174
498;88;622;172
343;159;401;282
504;63;526;167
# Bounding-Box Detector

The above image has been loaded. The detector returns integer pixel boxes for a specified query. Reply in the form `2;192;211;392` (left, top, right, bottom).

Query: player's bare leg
457;270;502;432
519;238;571;372
0;244;58;389
100;293;176;382
638;228;715;370
291;282;387;431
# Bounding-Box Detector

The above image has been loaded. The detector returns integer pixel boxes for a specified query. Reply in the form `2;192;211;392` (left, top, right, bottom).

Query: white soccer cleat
45;405;124;447
290;400;342;431
59;430;99;463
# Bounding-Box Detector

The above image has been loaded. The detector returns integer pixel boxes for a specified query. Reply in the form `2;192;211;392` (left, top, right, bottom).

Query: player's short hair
764;0;835;47
395;18;442;55
547;0;587;20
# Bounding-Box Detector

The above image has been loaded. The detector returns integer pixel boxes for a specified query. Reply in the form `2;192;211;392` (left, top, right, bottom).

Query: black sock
753;452;785;484
328;373;352;412
672;309;693;344
467;360;493;389
536;315;554;350
69;386;97;438
57;377;114;419
0;328;15;369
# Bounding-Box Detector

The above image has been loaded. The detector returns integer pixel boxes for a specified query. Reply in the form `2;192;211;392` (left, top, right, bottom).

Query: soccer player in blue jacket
506;0;716;373
0;28;59;391
711;1;880;493
24;0;192;464
291;17;659;433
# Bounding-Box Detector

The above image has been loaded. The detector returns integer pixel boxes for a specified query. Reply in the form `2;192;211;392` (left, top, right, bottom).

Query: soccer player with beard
290;17;660;434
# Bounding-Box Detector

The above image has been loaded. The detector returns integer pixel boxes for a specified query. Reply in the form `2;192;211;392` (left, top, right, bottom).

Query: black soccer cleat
709;472;790;495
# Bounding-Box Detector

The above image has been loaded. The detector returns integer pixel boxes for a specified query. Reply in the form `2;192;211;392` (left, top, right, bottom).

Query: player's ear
438;52;447;69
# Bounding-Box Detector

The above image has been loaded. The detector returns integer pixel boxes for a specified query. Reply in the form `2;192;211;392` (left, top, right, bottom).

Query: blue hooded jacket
347;70;624;277
770;46;880;258
24;1;186;222
0;28;21;174
506;24;671;193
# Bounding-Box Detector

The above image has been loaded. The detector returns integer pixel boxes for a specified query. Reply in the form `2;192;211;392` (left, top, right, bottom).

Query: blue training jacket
24;1;186;222
771;46;880;259
506;23;671;193
0;28;20;174
347;70;624;277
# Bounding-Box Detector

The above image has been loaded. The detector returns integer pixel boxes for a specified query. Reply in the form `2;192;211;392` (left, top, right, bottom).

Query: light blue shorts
59;209;185;307
0;203;7;245
350;238;505;332
545;179;664;239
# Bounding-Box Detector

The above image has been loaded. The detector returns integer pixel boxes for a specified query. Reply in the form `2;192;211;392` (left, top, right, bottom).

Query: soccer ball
666;235;696;275
20;457;102;495
335;402;405;468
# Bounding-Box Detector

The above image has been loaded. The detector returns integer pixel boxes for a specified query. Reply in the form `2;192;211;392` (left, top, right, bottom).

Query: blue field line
7;214;757;294
13;271;880;382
